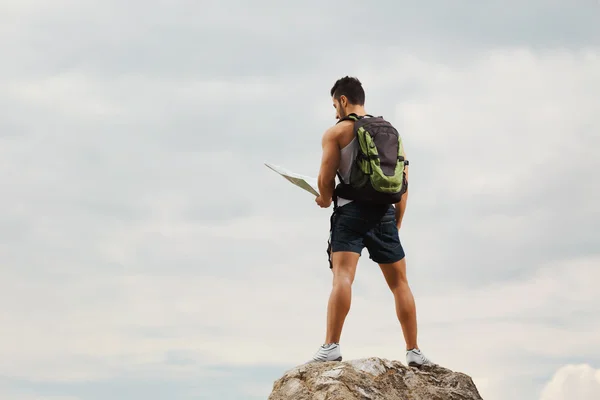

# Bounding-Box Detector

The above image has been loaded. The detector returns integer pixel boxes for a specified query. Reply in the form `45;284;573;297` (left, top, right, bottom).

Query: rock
268;357;483;400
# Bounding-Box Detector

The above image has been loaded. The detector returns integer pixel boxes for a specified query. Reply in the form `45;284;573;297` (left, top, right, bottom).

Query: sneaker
406;348;433;368
308;343;342;363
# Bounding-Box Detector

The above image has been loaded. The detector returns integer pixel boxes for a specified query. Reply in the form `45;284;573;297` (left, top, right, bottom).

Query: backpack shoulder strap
336;113;378;125
336;113;360;124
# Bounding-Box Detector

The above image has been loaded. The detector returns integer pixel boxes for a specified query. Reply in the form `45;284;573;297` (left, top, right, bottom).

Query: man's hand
316;195;332;208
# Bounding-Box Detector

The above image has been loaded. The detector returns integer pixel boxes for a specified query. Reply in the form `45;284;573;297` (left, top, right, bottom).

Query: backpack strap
336;113;359;124
327;112;375;270
326;196;338;270
336;113;375;124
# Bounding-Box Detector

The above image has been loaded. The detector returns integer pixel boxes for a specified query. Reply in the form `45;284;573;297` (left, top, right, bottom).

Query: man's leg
308;250;359;363
378;257;418;350
379;258;433;367
365;208;434;367
325;251;360;344
309;202;365;363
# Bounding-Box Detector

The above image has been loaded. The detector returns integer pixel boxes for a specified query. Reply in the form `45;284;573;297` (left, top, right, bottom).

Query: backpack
334;113;409;205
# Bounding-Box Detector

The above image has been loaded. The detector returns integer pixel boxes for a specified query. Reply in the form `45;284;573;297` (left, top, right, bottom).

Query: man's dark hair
330;76;365;105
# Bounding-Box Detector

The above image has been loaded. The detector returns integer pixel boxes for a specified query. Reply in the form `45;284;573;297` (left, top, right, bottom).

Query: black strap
336;113;375;124
326;172;345;269
326;198;337;270
326;192;341;269
336;114;359;124
328;113;373;269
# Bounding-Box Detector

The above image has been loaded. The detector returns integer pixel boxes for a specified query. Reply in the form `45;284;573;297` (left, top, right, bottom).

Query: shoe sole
408;362;435;368
408;362;426;368
311;356;343;363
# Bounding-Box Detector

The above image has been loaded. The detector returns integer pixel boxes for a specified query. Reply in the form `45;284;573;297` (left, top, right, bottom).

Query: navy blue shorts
327;201;405;267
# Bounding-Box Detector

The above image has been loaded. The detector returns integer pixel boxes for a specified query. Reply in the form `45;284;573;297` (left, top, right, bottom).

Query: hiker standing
310;76;433;368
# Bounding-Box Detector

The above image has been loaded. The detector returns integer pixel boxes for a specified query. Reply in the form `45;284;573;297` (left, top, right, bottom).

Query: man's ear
339;95;347;107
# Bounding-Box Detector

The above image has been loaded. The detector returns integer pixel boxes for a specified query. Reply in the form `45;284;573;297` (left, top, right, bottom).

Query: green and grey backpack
334;113;409;205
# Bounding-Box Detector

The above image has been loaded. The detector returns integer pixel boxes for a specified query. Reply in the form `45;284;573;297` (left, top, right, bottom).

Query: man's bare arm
395;154;409;230
317;127;341;202
395;188;408;230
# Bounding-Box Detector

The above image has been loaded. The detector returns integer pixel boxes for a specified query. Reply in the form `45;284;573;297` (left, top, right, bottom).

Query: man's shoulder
322;120;351;140
327;120;354;141
335;119;355;130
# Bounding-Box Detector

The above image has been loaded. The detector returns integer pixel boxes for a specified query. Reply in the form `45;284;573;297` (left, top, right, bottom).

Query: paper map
264;162;320;197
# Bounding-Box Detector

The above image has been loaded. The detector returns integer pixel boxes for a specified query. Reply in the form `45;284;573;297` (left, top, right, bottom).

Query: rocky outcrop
268;357;483;400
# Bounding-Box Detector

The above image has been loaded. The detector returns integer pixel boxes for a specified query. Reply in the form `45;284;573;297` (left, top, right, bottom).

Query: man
310;76;433;368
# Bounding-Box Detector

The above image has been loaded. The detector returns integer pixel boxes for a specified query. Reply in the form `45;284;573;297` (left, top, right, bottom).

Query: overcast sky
1;1;599;400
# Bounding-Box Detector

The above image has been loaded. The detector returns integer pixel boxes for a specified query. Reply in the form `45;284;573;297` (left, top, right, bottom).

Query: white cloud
0;389;78;400
392;48;599;197
540;364;600;400
1;245;598;398
0;8;598;399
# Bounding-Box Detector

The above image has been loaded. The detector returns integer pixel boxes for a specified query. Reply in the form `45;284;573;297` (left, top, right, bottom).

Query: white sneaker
406;348;433;368
308;343;342;363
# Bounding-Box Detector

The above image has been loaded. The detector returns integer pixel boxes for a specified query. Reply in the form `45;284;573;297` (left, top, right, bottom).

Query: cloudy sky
1;1;599;399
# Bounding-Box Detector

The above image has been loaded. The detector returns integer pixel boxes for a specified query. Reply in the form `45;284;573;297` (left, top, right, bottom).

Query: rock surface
268;357;483;400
